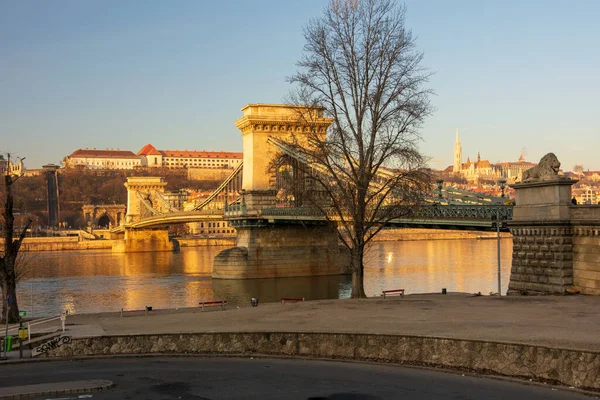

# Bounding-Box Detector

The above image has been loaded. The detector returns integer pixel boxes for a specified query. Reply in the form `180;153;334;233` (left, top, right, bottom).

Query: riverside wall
374;228;511;242
41;332;600;391
0;237;114;251
2;228;511;252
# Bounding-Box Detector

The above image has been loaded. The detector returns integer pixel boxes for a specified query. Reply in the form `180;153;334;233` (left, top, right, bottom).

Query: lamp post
494;179;507;297
436;179;444;200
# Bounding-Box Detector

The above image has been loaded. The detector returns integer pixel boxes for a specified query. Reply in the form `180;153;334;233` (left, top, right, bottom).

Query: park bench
199;300;227;311
382;289;405;299
120;306;152;317
280;297;305;304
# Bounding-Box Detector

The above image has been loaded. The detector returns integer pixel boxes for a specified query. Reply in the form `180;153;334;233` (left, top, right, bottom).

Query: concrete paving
63;293;600;352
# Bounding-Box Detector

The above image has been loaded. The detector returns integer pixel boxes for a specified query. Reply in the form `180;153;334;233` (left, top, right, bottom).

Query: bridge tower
213;104;350;279
112;177;172;253
124;177;167;223
234;104;331;207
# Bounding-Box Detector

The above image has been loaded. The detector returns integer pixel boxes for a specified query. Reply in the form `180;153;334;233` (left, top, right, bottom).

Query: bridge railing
413;205;513;220
223;204;513;222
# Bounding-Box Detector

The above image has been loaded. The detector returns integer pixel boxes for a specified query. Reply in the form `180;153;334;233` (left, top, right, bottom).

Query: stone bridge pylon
112;177;173;253
213;104;350;279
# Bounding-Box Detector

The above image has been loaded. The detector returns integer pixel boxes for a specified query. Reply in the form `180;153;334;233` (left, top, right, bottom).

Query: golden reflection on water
364;238;513;295
15;238;513;316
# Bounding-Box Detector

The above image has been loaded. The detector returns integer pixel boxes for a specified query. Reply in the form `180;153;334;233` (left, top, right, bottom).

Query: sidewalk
63;293;600;352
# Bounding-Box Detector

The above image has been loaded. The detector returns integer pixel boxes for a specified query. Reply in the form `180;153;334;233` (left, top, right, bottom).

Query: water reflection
11;239;513;317
364;239;512;296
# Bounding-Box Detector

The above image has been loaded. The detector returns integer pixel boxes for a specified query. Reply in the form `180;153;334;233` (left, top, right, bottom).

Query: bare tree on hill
279;0;433;298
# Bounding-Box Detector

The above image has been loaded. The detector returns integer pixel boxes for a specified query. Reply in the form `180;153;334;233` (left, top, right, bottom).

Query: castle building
137;144;242;169
63;148;142;169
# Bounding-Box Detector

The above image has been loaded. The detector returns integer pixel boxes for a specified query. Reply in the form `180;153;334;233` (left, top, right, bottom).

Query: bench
120;307;152;317
382;289;405;299
199;300;227;311
280;297;305;304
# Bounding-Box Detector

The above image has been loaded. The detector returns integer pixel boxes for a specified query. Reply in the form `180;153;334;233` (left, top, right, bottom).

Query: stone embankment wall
178;237;236;247
508;180;600;295
42;332;600;391
0;237;114;251
374;228;511;242
572;206;600;294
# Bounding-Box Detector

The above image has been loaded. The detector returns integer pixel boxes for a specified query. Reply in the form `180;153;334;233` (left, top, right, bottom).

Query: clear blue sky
1;0;599;171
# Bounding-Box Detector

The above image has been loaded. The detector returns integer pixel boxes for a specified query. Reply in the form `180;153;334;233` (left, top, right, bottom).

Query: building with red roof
137;144;242;169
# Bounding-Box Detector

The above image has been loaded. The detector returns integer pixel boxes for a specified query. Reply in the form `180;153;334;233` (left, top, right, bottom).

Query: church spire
453;128;462;173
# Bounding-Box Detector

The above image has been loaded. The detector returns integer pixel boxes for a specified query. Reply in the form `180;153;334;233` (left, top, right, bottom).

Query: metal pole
18;319;23;359
31;283;34;318
497;212;501;297
3;298;9;359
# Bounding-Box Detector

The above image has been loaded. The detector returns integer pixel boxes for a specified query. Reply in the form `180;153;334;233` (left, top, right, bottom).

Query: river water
13;239;512;317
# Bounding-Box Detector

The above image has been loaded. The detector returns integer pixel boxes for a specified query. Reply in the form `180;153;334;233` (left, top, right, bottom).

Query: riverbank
4;228;511;252
30;294;600;391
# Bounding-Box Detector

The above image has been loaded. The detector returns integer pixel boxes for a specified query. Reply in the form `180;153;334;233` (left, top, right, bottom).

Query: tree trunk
350;247;367;298
0;278;19;323
1;170;27;323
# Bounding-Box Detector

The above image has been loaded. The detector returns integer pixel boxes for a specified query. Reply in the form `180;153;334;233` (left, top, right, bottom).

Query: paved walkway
64;293;600;352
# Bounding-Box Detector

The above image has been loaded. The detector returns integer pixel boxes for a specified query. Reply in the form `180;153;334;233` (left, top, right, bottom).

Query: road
0;357;595;400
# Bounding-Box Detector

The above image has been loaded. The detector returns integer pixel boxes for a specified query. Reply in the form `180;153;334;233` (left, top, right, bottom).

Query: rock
565;286;582;295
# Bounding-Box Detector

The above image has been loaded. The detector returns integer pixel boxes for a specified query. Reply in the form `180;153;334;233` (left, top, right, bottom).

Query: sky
1;0;599;171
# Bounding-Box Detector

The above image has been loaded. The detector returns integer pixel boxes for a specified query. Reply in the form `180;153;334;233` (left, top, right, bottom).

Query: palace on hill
63;145;242;170
450;129;536;183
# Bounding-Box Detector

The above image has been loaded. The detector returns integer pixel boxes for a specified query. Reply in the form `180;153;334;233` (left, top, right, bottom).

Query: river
12;238;512;317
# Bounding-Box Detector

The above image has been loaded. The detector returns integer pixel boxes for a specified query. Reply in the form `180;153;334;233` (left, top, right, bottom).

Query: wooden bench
199;300;227;311
382;289;405;299
280;297;305;304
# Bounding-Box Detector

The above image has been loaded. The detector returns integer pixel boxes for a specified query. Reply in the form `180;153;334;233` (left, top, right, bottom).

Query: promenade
4;293;600;397
64;293;600;352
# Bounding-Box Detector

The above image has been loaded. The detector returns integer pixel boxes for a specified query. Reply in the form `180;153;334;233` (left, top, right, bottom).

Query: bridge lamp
499;179;506;198
436;179;444;199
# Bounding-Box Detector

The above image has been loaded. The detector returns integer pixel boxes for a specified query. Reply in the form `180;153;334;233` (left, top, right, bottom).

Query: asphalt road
1;357;596;400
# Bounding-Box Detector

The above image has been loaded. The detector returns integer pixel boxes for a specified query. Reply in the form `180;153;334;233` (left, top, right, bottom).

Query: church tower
453;128;462;173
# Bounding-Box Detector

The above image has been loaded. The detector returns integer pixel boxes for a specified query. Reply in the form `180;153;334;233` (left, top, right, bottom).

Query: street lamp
492;183;508;297
436;179;444;200
499;179;506;199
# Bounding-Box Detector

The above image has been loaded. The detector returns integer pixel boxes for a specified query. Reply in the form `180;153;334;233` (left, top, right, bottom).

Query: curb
0;380;114;400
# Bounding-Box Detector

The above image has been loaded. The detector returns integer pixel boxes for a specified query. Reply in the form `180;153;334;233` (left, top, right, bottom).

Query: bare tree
1;153;31;323
282;0;433;298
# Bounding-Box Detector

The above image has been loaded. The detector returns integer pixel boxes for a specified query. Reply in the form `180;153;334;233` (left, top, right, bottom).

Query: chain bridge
113;159;513;234
111;104;513;278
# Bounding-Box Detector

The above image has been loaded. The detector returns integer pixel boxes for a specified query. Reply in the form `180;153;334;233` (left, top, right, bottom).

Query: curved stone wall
40;332;600;391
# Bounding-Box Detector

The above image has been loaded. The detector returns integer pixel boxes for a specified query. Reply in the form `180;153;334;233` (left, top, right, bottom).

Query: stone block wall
508;226;573;294
242;190;278;210
112;229;173;253
573;230;600;295
41;332;600;390
213;224;347;279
